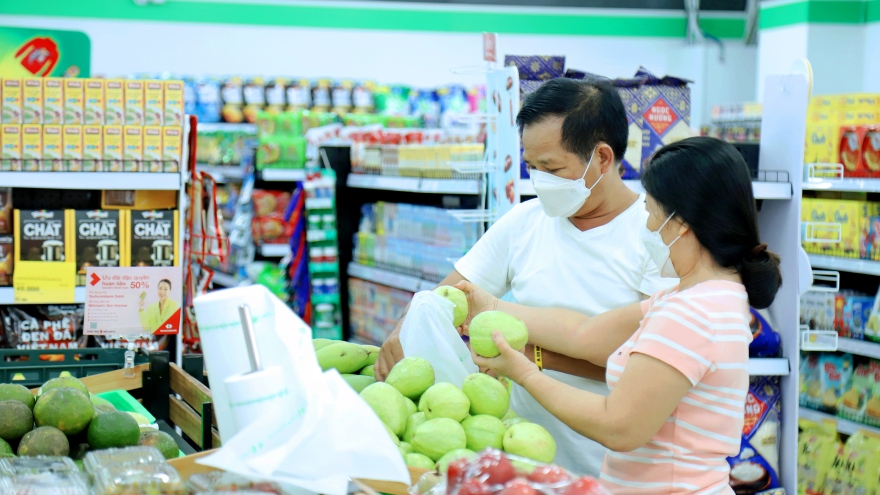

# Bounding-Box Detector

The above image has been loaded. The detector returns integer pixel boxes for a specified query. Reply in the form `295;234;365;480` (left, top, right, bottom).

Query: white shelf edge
837;337;880;360
346;174;480;195
798;408;880;436
807;254;880;276
520;179;789;199
261;169;306;181
306;198;334;210
260;244;289;257
747;357;790;376
0;287;86;304
802;177;880;193
198;164;245;182
197;123;257;134
347;263;435;292
0;172;182;190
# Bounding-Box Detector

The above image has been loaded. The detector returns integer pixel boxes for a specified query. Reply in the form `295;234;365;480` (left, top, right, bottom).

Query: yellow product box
162;126;182;172
2;79;22;124
63;125;83;172
84;79;105;125
840;93;880;110
64;79;84;124
144;81;164;126
105;79;125;125
21;124;41;171
41;125;63;171
83;125;103;172
103;126;123;172
22;78;43;124
164;80;184;126
814;199;863;258
1;125;22;171
124;81;145;125
43;78;64;125
143;126;163;172
805;124;841;165
840;111;880;125
810;95;837;109
123;126;143;172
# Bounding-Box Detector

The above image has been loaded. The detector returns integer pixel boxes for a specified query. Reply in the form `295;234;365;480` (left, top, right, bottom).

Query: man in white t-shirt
374;77;675;476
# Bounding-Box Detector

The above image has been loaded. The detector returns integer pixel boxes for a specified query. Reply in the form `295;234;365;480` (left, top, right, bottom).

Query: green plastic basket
0;348;148;387
96;389;156;423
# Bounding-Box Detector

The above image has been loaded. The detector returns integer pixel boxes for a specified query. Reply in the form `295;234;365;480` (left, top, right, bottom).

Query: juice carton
22;78;43;124
124;81;145;125
123;126;143;172
164;80;184;126
805;124;841;167
43;78;64;124
84;79;105;125
63;125;83;172
104;80;125;125
83;125;103;172
64;79;84;124
162;126;182;172
2;79;22;124
103;126;123;172
1;125;22;171
840;126;869;177
42;125;63;171
143;126;162;172
144;81;164;126
21;124;41;171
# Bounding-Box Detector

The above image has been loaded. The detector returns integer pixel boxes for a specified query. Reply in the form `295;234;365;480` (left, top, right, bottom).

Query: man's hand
374;326;404;381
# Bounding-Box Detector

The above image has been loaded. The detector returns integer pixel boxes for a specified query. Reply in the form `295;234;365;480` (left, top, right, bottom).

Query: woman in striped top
458;137;782;494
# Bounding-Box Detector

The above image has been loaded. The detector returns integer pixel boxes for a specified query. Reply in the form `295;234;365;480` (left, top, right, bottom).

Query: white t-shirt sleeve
639;256;677;297
454;206;520;298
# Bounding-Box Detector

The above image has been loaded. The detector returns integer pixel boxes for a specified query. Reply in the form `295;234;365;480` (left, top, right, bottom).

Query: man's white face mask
529;148;603;218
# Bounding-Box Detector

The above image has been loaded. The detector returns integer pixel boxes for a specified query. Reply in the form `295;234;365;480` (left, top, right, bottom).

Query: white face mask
641;211;682;278
530;148;603;218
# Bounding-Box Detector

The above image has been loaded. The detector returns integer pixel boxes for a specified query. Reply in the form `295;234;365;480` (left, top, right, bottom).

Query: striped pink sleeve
639;286;675;316
632;296;716;385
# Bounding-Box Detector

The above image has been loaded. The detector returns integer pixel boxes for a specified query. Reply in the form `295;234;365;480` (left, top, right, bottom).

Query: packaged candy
91;463;184;495
187;472;283;494
728;376;781;494
0;456;79;476
83;446;165;475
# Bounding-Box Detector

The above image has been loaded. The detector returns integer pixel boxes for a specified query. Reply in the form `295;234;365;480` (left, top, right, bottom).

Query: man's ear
595;143;616;175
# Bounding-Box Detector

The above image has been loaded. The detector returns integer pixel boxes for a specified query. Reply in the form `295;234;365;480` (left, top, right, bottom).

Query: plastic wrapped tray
0;472;90;495
92;463;185;495
187;472;283;494
83;447;165;475
0;456;79;476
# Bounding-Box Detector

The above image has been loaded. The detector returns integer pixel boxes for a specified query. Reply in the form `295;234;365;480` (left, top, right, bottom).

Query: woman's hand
453;281;499;335
471;331;539;386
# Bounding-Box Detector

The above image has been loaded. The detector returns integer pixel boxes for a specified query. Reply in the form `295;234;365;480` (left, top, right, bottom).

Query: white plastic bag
399;291;478;387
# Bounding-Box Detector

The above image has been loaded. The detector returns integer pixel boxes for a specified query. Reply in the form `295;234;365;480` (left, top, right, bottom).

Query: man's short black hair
516;78;628;164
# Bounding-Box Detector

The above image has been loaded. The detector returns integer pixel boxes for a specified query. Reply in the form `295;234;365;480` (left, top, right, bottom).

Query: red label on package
643;98;679;135
742;391;767;436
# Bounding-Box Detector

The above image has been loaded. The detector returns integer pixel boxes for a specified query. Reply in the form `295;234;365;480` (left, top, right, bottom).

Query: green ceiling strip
1;0;745;38
760;0;877;30
868;0;880;22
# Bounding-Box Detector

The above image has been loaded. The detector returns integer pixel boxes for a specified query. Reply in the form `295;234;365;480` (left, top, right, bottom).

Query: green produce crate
96;389;156;423
0;348;149;387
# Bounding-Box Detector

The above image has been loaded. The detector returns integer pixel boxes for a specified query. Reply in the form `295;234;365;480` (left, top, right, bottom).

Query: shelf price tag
13;261;76;304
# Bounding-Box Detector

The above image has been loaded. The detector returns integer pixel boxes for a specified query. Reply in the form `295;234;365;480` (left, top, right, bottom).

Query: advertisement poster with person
83;266;181;337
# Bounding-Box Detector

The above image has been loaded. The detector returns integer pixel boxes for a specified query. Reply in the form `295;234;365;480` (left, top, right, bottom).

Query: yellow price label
13;261;76;304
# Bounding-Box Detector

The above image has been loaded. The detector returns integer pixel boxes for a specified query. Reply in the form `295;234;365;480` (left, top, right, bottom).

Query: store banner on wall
0;26;90;77
84;267;182;337
487;66;520;221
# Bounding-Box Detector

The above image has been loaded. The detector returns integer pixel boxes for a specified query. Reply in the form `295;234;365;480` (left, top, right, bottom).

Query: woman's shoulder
646;281;750;331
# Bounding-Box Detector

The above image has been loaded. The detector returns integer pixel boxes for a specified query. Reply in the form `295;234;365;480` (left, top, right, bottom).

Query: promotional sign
486;65;520;222
0;26;90;77
84;266;181;337
13;261;75;304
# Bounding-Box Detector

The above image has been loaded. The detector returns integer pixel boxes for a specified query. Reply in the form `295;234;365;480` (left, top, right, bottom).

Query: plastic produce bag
399;291;477;387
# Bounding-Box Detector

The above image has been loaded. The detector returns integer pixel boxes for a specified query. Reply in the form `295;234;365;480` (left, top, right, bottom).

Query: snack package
83;125;102;172
14;209;75;263
63;125;83;172
0;234;12;286
285;78;312;111
243;76;266;123
124;80;145;125
0;188;10;234
749;308;781;358
84;78;105;125
74;210;122;286
0;304;86;353
123;126;143;172
143;126;163;173
103;125;123;172
21;124;41;172
837;361;872;424
797;423;840;495
830;430;880;494
2;78;23;123
43;78;64;125
144;80;164;126
64;79;84;124
818;353;854;413
164;80;185;127
863;126;880;177
1;124;22;171
23;78;43;124
41;124;63;171
728;376;781;494
104;80;125;126
220;76;244;123
195;77;222;123
162;127;183;173
840;296;874;339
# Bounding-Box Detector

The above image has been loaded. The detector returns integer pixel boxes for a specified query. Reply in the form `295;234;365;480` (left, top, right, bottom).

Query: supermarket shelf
807;254;880;276
260;244;289;257
211;272;238;287
837;337;880;360
347;174;481;195
347;263;435;292
306;197;334;210
261;169;306;181
747;358;790;376
198;164;244;182
197;123;257;134
802;178;880;193
0;287;86;304
798;408;880;436
0;172;181;190
520;179;790;199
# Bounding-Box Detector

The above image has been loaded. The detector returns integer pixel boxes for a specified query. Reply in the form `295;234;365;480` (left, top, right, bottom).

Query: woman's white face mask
530;148;603;218
640;211;682;278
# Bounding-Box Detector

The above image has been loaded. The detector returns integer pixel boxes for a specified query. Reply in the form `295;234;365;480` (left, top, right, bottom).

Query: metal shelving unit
807;254;880;276
0;172;182;190
346;174;481;195
519;178;790;199
347;262;436;293
798;408;880;436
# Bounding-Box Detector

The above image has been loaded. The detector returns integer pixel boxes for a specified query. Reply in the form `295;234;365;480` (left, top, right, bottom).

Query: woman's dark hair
158;279;172;289
640;137;782;309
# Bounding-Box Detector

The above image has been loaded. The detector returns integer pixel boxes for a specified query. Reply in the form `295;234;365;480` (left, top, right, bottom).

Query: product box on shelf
1;124;22;171
863;126;880;176
125;209;178;267
43;78;64;125
83;125;103;172
162;126;182;172
102;190;177;210
143;126;163;172
2;79;22;124
63;125;83;172
0;188;11;234
21;124;41;172
103;125;123;172
75;210;123;286
85;78;105;125
839;126;869;177
125;80;145;125
41;124;63;171
164;80;184;126
805;124;841;165
22;78;43;124
0;234;12;286
64;79;84;125
105;79;125;126
145;80;164;126
14;209;75;263
123;125;143;172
